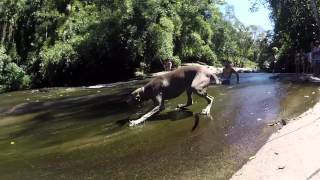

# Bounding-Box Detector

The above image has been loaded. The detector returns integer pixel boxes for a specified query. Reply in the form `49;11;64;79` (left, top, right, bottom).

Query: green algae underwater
0;73;319;180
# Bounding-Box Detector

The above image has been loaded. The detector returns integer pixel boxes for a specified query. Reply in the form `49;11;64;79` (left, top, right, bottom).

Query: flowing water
0;73;319;179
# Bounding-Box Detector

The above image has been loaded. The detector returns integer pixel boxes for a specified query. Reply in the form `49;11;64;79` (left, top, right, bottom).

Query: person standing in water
312;40;320;76
294;50;302;74
220;61;239;85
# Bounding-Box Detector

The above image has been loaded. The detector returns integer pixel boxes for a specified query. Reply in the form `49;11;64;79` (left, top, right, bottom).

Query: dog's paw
200;108;210;115
129;120;139;127
177;104;186;109
129;119;145;127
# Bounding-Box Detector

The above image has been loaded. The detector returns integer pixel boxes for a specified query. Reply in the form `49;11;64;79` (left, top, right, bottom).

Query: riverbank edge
231;101;320;180
150;65;258;77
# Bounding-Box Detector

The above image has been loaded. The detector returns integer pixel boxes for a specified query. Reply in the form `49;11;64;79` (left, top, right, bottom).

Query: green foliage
39;41;77;84
0;47;30;91
171;56;181;67
258;0;320;71
0;0;265;91
242;59;258;69
148;17;174;60
181;32;217;65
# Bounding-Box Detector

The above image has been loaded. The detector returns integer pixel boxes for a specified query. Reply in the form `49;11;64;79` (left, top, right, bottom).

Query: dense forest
0;0;273;92
263;0;320;71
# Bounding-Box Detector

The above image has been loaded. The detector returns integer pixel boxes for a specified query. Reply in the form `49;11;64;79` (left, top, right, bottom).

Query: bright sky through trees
221;0;273;31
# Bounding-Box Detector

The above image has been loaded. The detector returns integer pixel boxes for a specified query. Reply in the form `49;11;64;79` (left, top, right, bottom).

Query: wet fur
128;65;220;126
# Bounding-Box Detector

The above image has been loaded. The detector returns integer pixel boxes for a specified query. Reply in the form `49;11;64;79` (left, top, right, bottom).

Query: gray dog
127;64;221;126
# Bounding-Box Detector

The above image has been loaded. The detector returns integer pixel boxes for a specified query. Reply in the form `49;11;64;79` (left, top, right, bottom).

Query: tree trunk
7;20;14;45
310;0;320;28
1;21;7;45
45;26;48;40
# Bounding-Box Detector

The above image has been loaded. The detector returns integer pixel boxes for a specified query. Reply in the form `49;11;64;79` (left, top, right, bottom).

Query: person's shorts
222;79;230;85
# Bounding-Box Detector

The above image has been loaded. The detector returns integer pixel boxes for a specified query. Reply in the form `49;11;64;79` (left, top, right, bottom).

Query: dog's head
126;87;145;106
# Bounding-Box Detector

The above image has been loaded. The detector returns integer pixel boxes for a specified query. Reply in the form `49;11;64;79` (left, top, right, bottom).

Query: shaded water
0;73;319;179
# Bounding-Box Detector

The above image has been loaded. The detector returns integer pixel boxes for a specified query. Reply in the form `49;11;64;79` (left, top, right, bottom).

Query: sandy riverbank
231;101;320;180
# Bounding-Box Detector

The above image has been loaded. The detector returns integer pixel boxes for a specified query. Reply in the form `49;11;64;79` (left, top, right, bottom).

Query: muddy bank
231;102;320;180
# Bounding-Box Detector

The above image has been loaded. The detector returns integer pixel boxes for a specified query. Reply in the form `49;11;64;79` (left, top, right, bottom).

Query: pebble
249;156;256;160
281;119;287;126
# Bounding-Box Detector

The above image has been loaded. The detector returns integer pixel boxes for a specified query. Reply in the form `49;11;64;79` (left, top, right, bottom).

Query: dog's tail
192;113;200;131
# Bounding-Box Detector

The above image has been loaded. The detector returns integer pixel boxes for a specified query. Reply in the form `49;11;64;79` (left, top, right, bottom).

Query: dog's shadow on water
150;110;194;122
116;109;205;131
115;110;193;125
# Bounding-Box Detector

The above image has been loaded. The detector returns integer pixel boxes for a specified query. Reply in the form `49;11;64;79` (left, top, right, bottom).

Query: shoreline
231;101;320;180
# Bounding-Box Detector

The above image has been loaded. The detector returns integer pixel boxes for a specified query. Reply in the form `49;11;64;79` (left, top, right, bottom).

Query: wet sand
231;101;320;180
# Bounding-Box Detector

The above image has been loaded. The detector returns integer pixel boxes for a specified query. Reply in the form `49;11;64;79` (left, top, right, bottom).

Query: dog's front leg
201;94;214;115
194;89;214;115
129;94;164;126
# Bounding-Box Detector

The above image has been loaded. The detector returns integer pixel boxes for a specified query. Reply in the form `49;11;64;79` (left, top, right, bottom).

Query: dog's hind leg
177;88;193;109
129;94;164;126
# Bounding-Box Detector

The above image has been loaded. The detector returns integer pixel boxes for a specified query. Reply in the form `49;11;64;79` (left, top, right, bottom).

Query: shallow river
0;73;319;179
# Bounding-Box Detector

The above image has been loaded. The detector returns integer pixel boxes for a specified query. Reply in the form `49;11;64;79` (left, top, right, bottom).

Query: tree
310;0;320;29
0;0;264;91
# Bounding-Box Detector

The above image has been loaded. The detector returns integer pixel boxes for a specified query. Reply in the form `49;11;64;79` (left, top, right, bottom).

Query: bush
0;47;30;91
181;32;217;65
171;56;181;67
39;41;78;84
148;17;175;61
